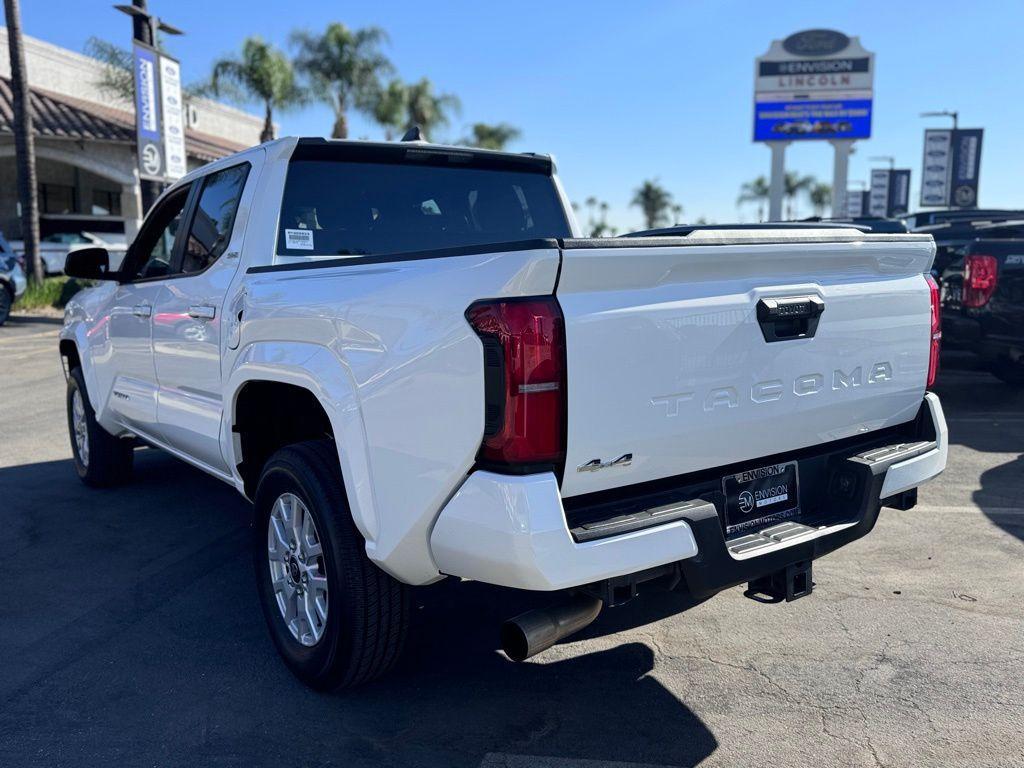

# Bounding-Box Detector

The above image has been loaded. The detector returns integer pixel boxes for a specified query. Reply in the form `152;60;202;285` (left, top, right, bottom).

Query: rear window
276;159;571;258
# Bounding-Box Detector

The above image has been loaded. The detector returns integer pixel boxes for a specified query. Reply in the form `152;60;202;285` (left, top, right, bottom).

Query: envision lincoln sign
754;29;874;141
753;29;875;219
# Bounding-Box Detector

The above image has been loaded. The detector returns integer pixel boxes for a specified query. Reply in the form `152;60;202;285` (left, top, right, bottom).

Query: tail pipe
500;593;603;662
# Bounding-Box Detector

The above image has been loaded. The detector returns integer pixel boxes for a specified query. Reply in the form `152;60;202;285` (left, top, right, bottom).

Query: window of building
92;189;122;216
38;183;78;215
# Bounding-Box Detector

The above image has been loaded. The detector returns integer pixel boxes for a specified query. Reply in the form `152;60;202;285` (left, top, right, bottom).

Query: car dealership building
0;29;265;242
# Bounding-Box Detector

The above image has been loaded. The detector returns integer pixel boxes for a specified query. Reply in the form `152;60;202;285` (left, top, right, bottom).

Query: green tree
403;78;460;139
784;172;815;220
372;79;408;140
84;37;133;102
809;182;832;217
210;37;306;143
737;176;770;222
462;122;521;150
291;23;392;139
630;179;675;230
575;196;617;237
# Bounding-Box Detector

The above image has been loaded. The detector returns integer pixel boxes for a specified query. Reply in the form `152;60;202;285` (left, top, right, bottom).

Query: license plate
722;461;800;535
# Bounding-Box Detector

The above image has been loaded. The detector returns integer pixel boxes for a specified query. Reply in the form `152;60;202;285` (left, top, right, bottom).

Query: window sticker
285;228;314;250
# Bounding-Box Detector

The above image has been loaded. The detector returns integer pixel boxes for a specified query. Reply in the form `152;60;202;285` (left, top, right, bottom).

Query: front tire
66;367;134;487
253;440;409;690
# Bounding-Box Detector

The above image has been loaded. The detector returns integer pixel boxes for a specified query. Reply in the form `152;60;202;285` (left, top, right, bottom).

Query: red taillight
962;254;998;308
927;274;941;388
466;298;566;467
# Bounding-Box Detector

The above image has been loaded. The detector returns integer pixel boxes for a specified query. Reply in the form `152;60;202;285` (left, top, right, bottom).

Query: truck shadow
932;359;1024;544
0;450;717;768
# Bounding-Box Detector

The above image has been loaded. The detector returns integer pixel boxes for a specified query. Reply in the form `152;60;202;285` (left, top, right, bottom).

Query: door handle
132;303;152;318
188;305;216;321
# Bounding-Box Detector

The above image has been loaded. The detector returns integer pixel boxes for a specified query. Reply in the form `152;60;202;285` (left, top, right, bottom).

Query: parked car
941;224;1024;385
916;216;1024;277
60;137;948;690
11;231;128;275
0;230;27;325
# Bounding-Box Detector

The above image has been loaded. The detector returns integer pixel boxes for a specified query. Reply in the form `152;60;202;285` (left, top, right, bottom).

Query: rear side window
276;159;570;258
181;163;250;274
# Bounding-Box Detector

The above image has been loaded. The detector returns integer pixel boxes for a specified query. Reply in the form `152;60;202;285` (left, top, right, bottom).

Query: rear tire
253;440;409;690
991;359;1024;387
66;367;134;487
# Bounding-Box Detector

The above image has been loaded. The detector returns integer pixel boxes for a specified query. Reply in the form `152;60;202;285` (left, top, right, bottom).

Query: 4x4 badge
577;453;633;473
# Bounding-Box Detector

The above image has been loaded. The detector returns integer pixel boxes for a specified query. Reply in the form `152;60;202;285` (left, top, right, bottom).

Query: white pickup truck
60;137;948;690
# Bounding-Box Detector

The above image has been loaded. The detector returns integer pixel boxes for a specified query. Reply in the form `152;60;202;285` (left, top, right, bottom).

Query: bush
13;276;89;311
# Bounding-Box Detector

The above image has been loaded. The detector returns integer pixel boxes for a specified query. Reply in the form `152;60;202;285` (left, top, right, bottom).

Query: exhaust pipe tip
500;594;603;662
499;620;534;663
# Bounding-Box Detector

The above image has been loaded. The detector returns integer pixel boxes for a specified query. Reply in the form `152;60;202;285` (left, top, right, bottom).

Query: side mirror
64;247;114;281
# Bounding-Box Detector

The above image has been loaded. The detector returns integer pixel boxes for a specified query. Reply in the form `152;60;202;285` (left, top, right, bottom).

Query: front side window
276;158;570;258
128;186;190;280
181;164;249;274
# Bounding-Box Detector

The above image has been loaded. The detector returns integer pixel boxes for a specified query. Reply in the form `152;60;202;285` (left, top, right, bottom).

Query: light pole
920;110;958;130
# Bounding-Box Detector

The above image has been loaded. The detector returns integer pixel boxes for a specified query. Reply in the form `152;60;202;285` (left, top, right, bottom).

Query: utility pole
4;0;42;284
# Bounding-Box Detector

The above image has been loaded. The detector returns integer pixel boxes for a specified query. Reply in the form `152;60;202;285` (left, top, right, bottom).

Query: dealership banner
845;189;868;217
868;169;911;218
920;128;983;208
132;42;186;182
133;42;164;181
159;56;187;180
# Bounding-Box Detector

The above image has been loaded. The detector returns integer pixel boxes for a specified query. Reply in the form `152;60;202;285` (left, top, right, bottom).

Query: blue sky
24;0;1024;230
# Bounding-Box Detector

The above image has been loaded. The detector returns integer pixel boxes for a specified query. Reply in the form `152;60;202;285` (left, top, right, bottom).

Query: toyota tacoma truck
60;137;948;690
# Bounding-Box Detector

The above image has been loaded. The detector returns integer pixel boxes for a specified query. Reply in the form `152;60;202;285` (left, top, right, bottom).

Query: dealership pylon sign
753;29;875;219
132;42;186;183
754;29;874;142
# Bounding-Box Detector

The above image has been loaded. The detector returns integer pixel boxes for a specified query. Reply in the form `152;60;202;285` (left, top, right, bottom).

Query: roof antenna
401;125;425;142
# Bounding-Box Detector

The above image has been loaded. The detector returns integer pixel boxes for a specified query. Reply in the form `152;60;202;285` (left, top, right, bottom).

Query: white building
0;29;266;241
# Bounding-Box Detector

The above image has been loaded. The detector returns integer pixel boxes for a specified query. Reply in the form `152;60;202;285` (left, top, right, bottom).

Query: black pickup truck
941;226;1024;385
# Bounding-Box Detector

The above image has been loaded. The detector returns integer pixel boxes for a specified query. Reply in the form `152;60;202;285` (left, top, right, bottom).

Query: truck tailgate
556;232;936;498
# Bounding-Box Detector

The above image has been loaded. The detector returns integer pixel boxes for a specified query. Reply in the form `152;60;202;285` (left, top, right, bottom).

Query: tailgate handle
756;296;824;342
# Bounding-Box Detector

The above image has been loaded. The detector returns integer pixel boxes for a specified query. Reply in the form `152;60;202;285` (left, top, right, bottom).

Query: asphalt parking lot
1;315;1022;768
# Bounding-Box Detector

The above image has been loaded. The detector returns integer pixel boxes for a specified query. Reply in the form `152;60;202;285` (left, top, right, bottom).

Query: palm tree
372;79;408;140
84;37;133;102
291;23;392;139
784;172;815;220
631;179;675;230
210;37;306;143
576;197;617;237
4;0;41;283
403;78;460;140
737;176;770;222
462;122;521;150
809;182;832;217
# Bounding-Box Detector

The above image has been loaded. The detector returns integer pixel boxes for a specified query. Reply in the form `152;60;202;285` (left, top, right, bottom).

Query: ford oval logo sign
782;29;850;57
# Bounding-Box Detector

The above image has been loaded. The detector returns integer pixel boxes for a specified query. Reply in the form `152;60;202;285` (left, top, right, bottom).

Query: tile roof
0;77;249;162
